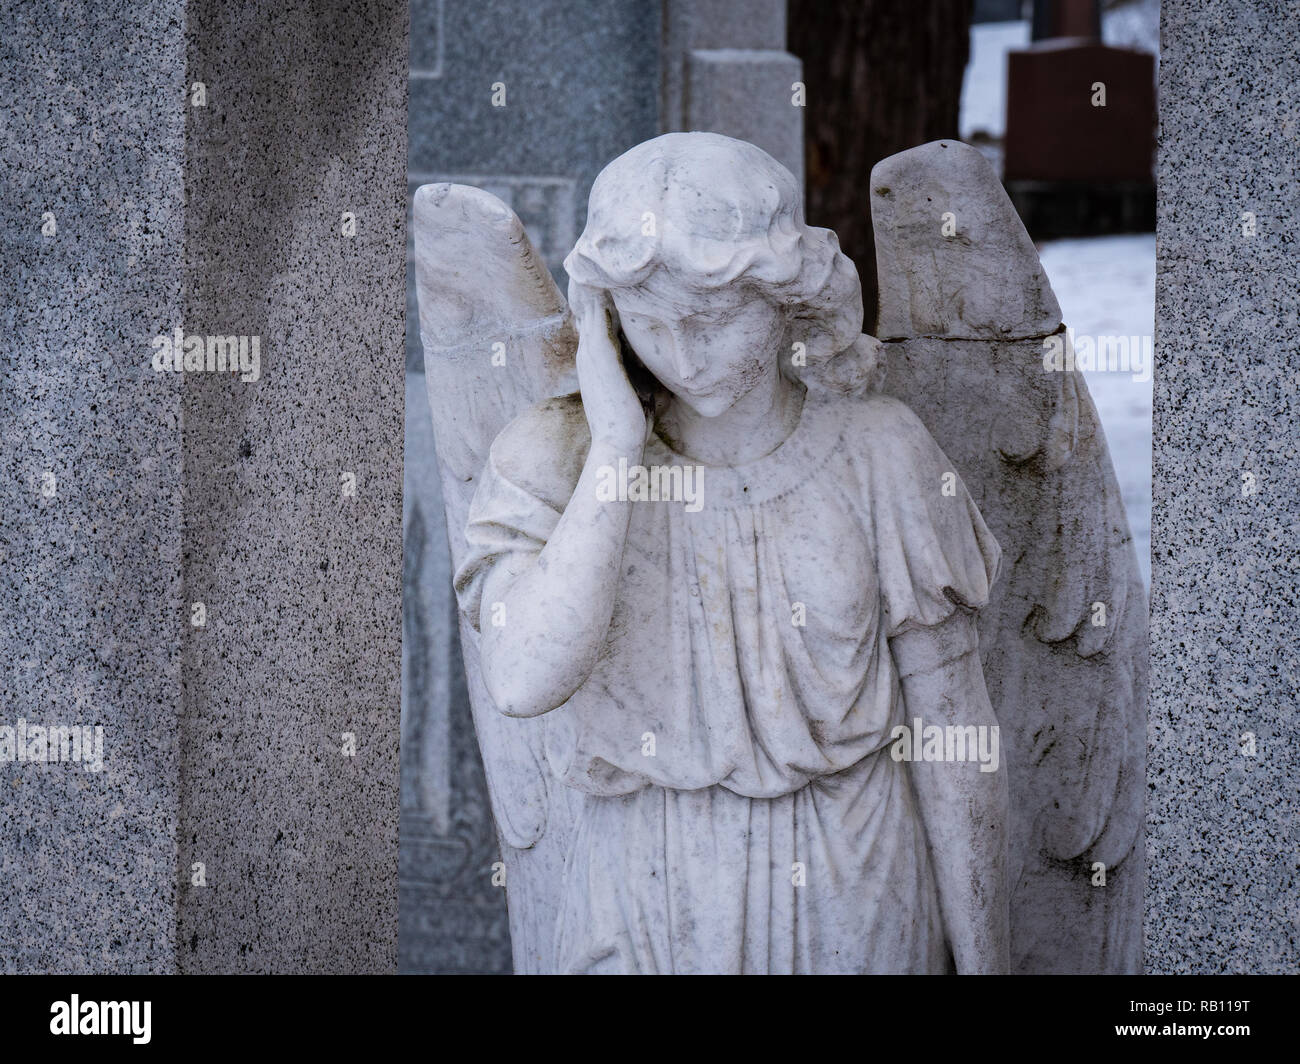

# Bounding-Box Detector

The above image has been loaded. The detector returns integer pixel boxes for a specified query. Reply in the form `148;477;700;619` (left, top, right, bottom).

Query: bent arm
478;435;643;717
892;609;1010;975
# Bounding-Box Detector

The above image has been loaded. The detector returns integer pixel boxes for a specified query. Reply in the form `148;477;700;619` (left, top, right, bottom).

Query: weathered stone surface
413;181;581;974
873;140;1147;974
872;140;1061;341
1147;0;1300;974
422;133;1017;973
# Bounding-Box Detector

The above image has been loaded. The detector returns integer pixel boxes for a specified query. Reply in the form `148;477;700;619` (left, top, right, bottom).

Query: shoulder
840;391;933;443
833;393;1001;627
822;391;949;476
487;393;591;506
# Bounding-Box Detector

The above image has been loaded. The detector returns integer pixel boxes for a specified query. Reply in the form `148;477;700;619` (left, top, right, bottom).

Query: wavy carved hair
563;132;878;394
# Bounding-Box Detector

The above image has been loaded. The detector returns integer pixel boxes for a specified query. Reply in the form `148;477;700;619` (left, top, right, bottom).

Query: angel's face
610;281;785;417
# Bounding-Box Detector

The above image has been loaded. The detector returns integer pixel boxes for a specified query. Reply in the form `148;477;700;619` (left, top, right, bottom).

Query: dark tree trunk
788;0;973;327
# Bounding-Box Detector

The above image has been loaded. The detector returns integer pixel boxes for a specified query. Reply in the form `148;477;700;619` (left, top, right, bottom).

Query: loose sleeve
856;395;1002;639
452;397;588;633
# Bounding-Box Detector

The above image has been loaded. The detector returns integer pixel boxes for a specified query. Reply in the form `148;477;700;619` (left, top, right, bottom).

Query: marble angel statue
413;133;1146;975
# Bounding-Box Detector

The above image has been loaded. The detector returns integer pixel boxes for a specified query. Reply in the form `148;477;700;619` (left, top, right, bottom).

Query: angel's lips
674;380;723;398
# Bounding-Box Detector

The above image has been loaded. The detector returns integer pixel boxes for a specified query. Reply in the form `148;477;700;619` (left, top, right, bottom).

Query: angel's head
564;132;869;416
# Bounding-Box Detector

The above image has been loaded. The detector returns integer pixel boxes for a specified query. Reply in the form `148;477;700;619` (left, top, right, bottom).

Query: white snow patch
960;20;1029;141
1037;234;1155;586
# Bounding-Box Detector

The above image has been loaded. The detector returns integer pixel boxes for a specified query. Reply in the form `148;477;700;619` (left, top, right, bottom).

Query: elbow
483;667;554;719
480;623;600;718
481;651;576;719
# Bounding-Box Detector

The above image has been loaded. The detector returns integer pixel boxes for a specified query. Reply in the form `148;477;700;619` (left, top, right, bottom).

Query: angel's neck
655;365;803;467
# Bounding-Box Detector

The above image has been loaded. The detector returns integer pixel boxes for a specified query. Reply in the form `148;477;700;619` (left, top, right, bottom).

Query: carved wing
412;183;580;972
869;141;1147;974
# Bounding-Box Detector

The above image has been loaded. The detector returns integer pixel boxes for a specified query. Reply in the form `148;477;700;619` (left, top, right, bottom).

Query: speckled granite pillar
178;0;406;972
1147;0;1300;973
0;1;185;974
1;0;405;973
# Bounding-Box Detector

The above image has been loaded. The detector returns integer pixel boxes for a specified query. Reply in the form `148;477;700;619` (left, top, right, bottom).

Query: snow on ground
960;20;1029;141
1102;0;1161;65
1037;234;1155;586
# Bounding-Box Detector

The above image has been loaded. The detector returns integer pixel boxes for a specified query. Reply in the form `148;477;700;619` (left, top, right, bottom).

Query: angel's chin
671;390;735;418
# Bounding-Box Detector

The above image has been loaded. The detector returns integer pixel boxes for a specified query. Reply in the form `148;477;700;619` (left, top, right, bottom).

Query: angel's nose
669;328;705;382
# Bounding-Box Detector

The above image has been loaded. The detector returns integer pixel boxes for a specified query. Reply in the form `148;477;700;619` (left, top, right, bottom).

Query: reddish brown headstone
1004;40;1155;183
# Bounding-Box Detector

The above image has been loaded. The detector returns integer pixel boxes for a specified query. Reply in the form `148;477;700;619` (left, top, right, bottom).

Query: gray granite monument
1146;0;1300;975
1;0;407;973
